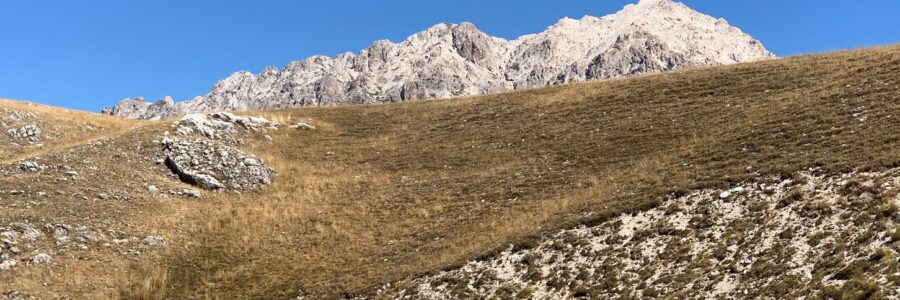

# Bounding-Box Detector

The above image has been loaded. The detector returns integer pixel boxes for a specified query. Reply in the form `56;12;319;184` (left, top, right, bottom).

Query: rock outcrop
373;168;900;299
162;138;276;191
585;30;687;79
6;124;41;142
107;0;774;119
173;112;278;140
160;113;278;192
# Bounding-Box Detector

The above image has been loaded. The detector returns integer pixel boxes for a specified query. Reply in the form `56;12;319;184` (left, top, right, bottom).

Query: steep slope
107;0;773;120
100;46;897;299
380;169;900;299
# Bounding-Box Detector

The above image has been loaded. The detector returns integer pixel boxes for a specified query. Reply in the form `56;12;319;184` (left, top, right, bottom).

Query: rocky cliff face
107;0;774;119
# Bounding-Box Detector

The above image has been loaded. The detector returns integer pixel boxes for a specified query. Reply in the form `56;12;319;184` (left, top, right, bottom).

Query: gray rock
162;138;276;191
2;291;29;300
182;189;203;198
142;236;166;247
28;252;52;265
0;259;16;270
289;123;316;130
106;0;774;119
585;30;689;79
451;22;491;64
46;224;70;243
76;226;105;242
9;223;43;242
6;124;41;142
17;161;45;172
63;171;78;177
173;112;277;140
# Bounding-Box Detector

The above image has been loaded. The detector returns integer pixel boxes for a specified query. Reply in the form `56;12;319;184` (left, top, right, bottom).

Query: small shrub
515;286;535;299
870;248;889;262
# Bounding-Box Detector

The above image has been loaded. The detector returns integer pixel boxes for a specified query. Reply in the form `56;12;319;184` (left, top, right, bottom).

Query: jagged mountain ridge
108;0;774;119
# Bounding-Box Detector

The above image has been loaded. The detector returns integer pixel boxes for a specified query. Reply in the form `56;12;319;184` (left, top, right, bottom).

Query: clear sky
0;0;898;112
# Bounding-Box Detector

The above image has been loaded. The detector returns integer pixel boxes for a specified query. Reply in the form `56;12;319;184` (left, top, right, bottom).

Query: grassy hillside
1;45;898;299
126;46;899;299
0;99;140;163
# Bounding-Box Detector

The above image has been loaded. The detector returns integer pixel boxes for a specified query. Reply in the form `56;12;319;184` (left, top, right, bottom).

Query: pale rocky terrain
373;169;900;299
106;0;774;120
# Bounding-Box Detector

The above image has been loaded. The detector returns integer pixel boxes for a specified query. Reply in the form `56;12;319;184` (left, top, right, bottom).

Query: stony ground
0;108;281;298
375;168;900;299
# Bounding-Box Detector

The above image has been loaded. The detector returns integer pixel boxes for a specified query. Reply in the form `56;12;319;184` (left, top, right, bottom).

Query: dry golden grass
0;105;201;299
0;98;143;163
2;46;898;299
113;45;900;299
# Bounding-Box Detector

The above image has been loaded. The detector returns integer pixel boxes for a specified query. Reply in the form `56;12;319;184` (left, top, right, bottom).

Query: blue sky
0;1;898;112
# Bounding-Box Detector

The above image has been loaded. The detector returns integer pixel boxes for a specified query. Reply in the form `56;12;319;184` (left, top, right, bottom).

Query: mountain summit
107;0;774;119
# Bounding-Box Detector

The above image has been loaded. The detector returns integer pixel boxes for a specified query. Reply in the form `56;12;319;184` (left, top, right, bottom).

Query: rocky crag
107;0;774;119
160;112;279;192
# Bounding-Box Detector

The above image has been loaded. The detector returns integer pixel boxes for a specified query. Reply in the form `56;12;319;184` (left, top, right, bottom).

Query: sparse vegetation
1;45;899;298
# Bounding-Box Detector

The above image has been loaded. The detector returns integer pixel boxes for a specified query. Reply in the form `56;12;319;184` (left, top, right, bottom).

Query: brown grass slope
2;46;897;299
0;103;206;298
0;99;141;163
115;45;900;299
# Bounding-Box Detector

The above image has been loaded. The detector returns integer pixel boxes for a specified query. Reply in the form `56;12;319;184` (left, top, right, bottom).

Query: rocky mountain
106;0;774;119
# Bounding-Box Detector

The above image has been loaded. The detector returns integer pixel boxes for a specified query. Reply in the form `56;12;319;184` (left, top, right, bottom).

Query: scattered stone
46;224;71;244
113;237;136;245
9;223;43;242
380;168;900;299
182;189;202;198
147;185;160;194
98;193;109;200
289;122;317;130
76;226;104;243
6;124;41;142
63;171;79;177
28;253;51;265
17;161;45;172
6;109;36;120
2;291;29;300
142;236;166;247
0;259;16;270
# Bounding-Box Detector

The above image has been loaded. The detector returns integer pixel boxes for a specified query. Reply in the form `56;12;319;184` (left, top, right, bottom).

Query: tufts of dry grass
113;45;900;299
0;98;145;163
